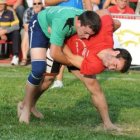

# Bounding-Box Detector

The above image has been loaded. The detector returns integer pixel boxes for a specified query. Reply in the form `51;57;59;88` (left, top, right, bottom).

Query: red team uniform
108;5;135;14
66;15;114;75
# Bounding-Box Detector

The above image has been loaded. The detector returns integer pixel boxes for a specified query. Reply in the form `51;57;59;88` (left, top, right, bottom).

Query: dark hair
114;48;132;73
78;11;101;35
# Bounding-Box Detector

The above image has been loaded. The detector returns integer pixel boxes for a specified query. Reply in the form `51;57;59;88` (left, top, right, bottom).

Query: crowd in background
0;0;139;66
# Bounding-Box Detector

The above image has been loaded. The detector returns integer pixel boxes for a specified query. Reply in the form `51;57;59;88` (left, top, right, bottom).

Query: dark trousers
7;30;21;56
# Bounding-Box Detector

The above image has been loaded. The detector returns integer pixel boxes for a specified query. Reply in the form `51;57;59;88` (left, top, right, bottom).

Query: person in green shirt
18;6;101;124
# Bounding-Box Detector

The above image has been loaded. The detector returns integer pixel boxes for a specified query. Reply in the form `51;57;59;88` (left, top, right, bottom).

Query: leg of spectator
31;75;56;118
11;30;21;55
20;30;29;66
16;5;25;28
8;30;21;65
56;65;65;81
50;65;65;89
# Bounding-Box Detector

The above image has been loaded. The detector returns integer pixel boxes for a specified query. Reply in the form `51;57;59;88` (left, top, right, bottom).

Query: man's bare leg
17;101;23;118
71;70;121;131
18;82;41;124
17;75;55;120
18;48;47;123
17;85;44;120
31;75;55;118
84;78;121;131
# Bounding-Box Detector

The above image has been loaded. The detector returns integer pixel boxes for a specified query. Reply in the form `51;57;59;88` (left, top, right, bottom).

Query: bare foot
19;107;30;124
31;107;44;119
104;123;122;132
17;101;23;118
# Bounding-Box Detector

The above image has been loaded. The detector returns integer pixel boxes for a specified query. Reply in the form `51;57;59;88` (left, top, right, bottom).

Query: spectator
108;0;135;14
20;0;44;66
0;0;21;65
26;0;45;8
6;0;25;27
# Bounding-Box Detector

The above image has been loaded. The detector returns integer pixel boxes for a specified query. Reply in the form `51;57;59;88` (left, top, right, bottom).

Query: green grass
0;66;140;140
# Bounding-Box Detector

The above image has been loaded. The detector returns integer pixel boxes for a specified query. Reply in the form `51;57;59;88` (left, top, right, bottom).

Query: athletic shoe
50;80;63;89
11;55;19;65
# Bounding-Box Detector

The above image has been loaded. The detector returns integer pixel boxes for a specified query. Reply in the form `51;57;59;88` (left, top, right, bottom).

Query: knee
32;61;46;77
28;60;46;85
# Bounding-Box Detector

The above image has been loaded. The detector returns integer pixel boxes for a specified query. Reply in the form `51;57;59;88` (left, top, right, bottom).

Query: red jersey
6;0;17;5
108;5;135;14
66;15;114;75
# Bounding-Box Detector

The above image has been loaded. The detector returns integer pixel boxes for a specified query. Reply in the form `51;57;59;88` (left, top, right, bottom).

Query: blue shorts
29;14;49;48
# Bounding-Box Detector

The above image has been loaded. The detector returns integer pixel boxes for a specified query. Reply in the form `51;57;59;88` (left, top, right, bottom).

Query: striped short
46;48;61;75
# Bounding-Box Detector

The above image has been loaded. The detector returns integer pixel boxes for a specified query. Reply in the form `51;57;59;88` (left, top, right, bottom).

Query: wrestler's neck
97;48;114;65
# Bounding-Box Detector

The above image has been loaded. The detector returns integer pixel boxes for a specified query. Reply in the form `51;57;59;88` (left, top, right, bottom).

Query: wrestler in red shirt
66;15;114;75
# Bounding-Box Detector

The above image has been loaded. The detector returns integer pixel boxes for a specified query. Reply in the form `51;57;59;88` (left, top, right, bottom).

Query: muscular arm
113;19;121;31
63;44;83;68
96;9;121;31
83;0;93;10
96;9;110;17
50;44;71;65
